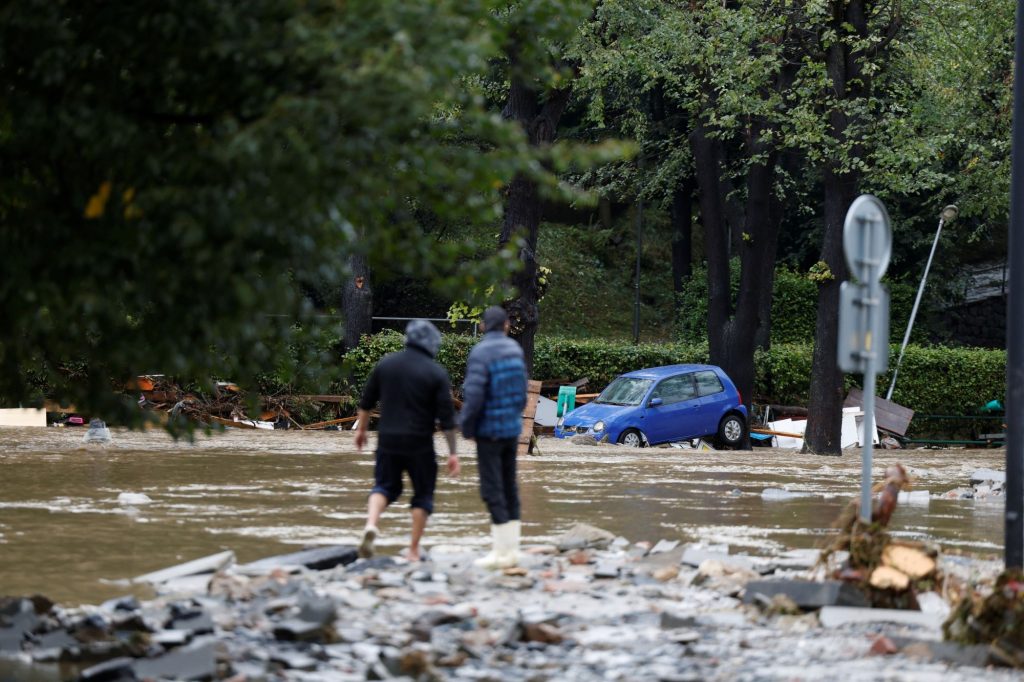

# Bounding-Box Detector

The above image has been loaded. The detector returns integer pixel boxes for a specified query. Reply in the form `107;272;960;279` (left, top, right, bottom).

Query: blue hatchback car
554;364;748;448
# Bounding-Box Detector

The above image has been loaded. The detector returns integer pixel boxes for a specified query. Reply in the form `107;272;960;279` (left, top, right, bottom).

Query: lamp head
941;205;959;222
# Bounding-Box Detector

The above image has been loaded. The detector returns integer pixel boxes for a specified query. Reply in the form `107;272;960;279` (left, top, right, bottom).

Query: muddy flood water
0;427;1006;605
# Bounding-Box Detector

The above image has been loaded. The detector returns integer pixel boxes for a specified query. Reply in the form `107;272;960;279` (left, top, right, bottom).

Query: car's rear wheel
716;414;746;449
618;428;645;448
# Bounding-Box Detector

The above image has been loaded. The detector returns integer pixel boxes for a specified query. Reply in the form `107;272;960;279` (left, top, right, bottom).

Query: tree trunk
342;252;372;351
499;75;572;377
670;178;694;315
691;120;781;448
803;166;856;454
803;0;876;454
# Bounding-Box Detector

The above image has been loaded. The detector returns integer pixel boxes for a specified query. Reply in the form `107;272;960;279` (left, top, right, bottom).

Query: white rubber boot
500;520;521;568
475;524;504;570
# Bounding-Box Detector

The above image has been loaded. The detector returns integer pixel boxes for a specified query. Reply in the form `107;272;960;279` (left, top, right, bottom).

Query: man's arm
435;372;460;475
354;408;372;452
355;366;381;452
459;349;487;439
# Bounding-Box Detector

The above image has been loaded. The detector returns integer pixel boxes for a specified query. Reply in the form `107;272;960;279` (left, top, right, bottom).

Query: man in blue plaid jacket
459;306;528;569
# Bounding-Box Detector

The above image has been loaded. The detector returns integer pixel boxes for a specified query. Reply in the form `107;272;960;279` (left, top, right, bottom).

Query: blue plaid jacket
459;331;527;440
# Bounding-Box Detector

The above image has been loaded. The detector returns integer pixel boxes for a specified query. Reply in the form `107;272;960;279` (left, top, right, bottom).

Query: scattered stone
133;639;218;679
269;648;319;671
743;580;870;609
668;630;700;644
554;523;616;551
502;566;528;577
916;591;951;620
650;540;680;555
869;635;898;656
818;606;939;630
680;546;754;572
970;468;1006;485
567;550;591;565
133;551;235;585
522;622;564;644
593;562;621;579
79;656;136;681
236;545;357;574
652;566;680;582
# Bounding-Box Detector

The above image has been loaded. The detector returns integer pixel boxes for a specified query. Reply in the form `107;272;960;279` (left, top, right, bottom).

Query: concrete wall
0;408;47;427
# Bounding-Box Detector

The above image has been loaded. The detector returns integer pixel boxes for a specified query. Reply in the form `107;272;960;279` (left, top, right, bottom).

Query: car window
651;374;697;405
695;370;724;397
594;377;653;406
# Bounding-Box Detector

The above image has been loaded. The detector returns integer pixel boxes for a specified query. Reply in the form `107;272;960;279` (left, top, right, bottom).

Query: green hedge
343;334;1006;430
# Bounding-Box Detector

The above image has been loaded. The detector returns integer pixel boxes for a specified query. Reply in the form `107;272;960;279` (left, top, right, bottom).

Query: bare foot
402;547;422;562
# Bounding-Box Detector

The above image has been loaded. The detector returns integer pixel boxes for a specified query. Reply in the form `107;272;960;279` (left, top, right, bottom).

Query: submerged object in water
83;418;112;444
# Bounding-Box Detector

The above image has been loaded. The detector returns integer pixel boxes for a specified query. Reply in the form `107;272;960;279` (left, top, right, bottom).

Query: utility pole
1005;0;1024;569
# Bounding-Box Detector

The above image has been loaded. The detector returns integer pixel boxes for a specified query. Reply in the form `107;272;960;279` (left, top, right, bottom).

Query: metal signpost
838;195;892;523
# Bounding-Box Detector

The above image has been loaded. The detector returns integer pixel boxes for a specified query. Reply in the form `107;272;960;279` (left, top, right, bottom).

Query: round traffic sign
843;195;892;282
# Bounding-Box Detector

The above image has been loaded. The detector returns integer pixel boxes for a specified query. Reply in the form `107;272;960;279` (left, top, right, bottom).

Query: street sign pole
839;196;892;524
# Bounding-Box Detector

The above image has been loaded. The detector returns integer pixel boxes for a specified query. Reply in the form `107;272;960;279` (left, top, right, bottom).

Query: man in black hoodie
355;320;459;561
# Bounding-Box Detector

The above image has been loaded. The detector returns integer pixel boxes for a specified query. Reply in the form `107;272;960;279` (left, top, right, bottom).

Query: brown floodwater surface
0;427;1006;604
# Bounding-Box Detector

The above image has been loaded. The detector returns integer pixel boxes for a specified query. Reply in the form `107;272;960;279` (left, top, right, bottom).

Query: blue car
554;364;748;448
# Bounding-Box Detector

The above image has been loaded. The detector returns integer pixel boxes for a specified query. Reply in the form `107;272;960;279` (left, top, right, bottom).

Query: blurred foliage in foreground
0;0;596;425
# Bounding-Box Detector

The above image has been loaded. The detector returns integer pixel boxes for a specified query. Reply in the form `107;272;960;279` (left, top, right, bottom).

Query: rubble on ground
1;521;1018;681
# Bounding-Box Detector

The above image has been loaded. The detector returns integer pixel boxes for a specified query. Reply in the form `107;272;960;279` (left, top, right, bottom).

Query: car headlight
557;416;564;428
593;420;605;432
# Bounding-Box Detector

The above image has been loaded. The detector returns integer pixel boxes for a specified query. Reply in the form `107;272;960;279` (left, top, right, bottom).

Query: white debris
117;492;152;505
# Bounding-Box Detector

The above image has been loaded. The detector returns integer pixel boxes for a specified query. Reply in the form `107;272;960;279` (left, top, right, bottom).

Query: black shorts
370;433;438;514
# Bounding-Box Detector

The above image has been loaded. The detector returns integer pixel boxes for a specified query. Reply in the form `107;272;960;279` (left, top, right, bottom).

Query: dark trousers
476;438;520;525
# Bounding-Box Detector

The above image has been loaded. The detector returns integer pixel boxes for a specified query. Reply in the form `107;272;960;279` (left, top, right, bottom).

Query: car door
694;369;729;434
644;373;702;443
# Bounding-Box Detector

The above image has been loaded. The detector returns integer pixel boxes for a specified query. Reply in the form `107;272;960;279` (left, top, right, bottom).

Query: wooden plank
303;415;361;430
291;395;352;403
207;415;256;430
751;427;806;439
518;380;542;456
844;388;915;436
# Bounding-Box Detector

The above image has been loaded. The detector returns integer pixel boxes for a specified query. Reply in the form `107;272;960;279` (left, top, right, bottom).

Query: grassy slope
536;220;677;342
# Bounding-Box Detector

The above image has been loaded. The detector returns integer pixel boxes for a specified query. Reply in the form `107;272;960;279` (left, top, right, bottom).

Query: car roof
619;364;719;379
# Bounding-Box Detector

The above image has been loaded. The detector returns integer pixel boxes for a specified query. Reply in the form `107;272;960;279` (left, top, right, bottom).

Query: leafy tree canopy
0;0;568;422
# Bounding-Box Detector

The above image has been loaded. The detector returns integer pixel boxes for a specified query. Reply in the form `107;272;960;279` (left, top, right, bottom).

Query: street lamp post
1005;0;1024;569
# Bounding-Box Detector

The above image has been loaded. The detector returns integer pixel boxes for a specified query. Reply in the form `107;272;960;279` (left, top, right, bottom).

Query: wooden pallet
517;380;542;456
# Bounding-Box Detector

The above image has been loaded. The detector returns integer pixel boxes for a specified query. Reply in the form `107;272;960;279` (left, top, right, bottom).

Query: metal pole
886;206;956;401
633;198;643;344
1005;0;1024;569
858;213;877;523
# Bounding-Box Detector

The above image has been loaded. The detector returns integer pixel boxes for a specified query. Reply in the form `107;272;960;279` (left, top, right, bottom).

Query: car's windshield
594;377;653;406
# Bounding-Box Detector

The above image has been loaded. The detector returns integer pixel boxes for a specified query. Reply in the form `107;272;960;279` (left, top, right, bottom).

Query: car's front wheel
715;414;746;449
618;428;646;448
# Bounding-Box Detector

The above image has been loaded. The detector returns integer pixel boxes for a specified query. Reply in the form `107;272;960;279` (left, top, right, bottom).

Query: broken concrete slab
889;636;994;668
970;468;1006;485
236;545;357;574
554;523;616;551
133;550;235;585
743;580;870;609
133;639;217;680
650;540;680;555
818;606;939;630
680;547;755;572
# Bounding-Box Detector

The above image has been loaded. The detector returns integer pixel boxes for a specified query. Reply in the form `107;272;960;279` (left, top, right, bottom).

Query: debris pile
1;522;1018;681
944;569;1024;667
821;464;943;609
135;376;355;431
